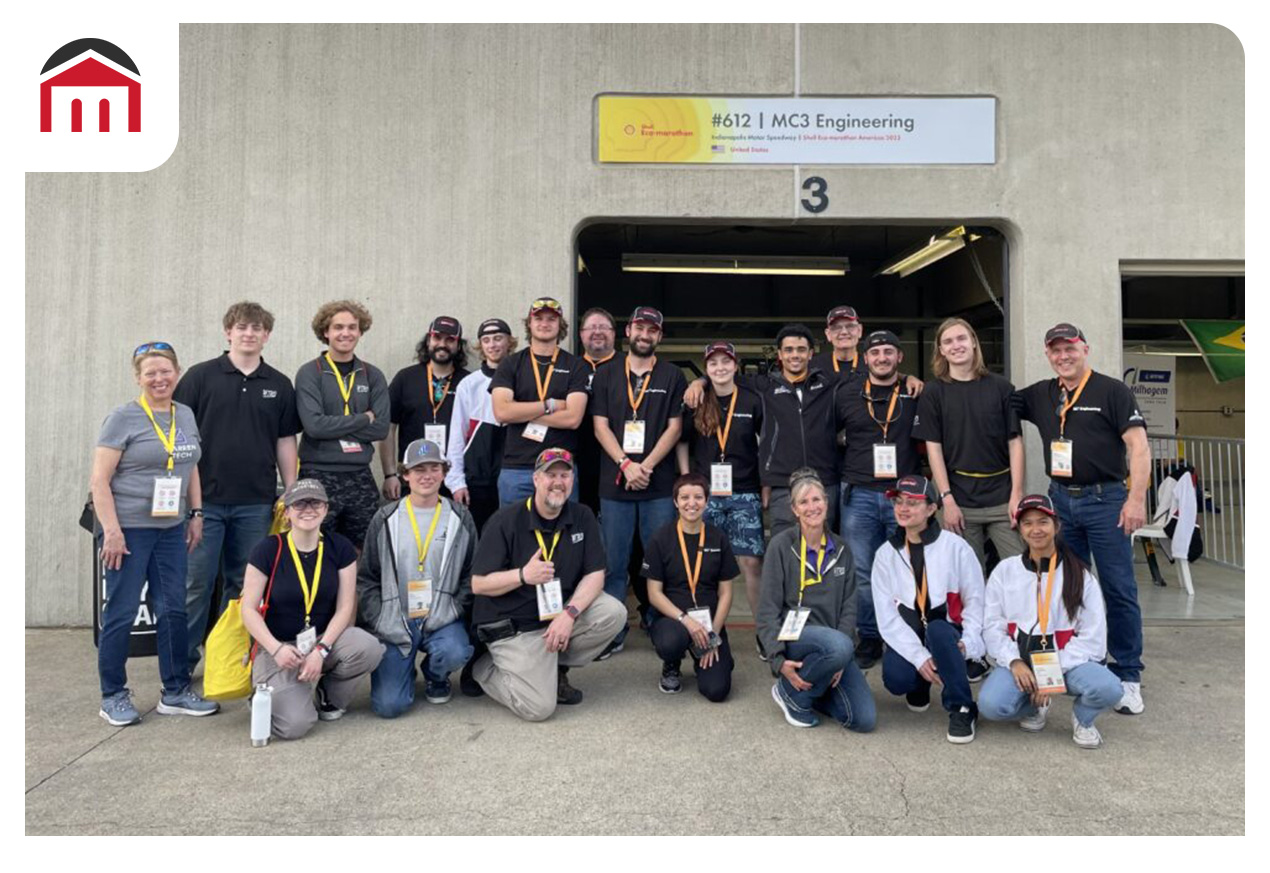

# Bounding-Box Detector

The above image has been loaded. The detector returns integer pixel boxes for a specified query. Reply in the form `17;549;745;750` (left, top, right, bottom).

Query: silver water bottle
250;683;272;747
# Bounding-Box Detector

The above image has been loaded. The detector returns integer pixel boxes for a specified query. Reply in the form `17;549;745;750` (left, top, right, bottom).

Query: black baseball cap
863;330;901;351
429;316;462;338
703;341;737;362
886;474;937;503
630;306;664;328
1044;323;1086;345
826;305;859;325
477;317;511;338
1016;494;1057;518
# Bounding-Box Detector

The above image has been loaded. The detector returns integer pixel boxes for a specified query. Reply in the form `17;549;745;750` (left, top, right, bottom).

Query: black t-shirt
811;349;865;387
1018;370;1146;485
247;531;358;642
172;354;302;504
913;374;1020;507
388;362;469;451
471;499;606;628
577;354;618;513
839;378;921;490
682;384;764;494
489;348;590;468
641;520;739;614
590;356;688;501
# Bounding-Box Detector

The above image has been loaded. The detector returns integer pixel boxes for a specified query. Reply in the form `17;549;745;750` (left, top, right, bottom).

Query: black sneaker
659;661;683;694
965;656;991;684
557;667;583;705
855;638;883;671
459;660;484;698
315;679;345;721
755;636;769;662
594;638;624;662
947;705;977;744
906;686;931;713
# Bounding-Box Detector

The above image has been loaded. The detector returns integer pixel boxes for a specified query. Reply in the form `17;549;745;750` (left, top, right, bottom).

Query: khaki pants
952;502;1024;569
252;626;384;740
473;593;626;722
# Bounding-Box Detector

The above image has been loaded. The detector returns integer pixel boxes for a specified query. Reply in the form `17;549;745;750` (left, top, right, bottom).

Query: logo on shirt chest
356;384;370;394
571;532;584;544
262;389;278;399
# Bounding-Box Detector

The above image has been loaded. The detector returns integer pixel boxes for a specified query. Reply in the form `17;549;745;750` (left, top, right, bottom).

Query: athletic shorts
299;466;381;549
705;492;764;557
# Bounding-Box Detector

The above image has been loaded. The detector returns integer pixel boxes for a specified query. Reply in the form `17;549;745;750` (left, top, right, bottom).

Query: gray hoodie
295;354;390;471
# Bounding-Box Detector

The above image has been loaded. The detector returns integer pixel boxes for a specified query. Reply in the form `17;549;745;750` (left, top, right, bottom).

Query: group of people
90;295;1150;749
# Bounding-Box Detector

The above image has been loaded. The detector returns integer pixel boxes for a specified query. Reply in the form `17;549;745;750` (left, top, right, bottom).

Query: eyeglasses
530;298;562;313
133;341;174;357
828;322;860;333
290;499;326;511
584;325;614;333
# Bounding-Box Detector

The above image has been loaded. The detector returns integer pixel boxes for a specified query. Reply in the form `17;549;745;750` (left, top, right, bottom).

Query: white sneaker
1072;714;1103;749
1019;698;1050;732
1115;681;1144;715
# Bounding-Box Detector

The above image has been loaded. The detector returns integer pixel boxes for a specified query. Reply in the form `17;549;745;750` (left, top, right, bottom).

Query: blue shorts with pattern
705;492;765;557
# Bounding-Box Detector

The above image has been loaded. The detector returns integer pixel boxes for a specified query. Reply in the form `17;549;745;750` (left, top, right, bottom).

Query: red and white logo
40;38;141;133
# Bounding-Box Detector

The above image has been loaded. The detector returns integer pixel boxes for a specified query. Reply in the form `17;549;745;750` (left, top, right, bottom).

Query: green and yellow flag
1182;319;1244;383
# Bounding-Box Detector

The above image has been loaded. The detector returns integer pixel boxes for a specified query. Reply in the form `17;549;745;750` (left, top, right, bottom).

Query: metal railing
1145;433;1244;569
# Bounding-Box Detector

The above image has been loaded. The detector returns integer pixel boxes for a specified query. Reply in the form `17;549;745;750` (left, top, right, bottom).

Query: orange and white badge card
1050;439;1074;478
1030;650;1066;694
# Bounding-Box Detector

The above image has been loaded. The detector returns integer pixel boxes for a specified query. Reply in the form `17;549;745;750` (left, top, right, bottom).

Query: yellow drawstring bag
203;535;283;700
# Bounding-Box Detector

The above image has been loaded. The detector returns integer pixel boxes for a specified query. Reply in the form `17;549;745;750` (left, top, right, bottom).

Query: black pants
467;483;500;534
651;618;734;703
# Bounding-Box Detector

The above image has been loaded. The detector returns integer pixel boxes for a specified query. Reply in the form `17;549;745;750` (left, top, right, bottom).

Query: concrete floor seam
24;708;155;796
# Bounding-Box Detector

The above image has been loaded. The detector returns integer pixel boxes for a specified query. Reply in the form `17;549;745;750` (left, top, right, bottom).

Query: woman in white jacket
872;475;985;744
979;494;1124;749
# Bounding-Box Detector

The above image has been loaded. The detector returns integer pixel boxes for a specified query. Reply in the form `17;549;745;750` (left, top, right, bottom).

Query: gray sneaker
99;690;141;726
156;686;220;717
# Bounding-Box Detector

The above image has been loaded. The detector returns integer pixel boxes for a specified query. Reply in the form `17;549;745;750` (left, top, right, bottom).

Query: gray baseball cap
282;478;329;507
402;438;449;470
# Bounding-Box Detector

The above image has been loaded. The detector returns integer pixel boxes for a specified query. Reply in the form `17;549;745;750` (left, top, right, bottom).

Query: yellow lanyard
530;348;559;405
865;380;902;442
138;396;177;473
797;534;828;607
714;389;739;461
906;542;929;624
1036;556;1060;643
286;532;324;626
584;351;614;371
625;355;656;419
676;520;706;608
405;498;444;575
1057;369;1092;439
426;362;452;421
831;352;858;374
526;498;561;560
325;353;357;415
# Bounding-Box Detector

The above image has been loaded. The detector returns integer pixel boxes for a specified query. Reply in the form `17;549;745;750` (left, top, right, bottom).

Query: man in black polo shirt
470;448;626;721
380;315;470;500
577;307;619;515
175;301;301;673
1014;322;1150;715
839;330;922;670
490;297;589;504
591;306;687;654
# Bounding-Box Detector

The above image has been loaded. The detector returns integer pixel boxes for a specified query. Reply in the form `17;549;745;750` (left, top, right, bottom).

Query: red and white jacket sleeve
871;545;931;670
983;562;1021;667
444;376;478;493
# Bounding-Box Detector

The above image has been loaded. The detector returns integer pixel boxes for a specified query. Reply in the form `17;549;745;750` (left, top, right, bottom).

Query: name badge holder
286;531;324;658
537;578;564;620
1050;438;1074;478
523;422;548;443
623;420;646;454
1029;644;1066;695
622;356;655;456
405;496;444;621
872;443;898;479
687;607;714;635
151;476;182;517
425;363;452;449
710;463;733;497
339;439;363;454
424;424;447;449
407;578;433;619
778;608;811;641
295;625;317;656
779;534;827;642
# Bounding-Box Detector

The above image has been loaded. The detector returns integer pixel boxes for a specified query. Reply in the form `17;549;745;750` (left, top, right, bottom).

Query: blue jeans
370;618;474;718
840;485;898;642
1049;482;1143;682
978;661;1124;727
778;625;877;732
601;497;676;645
184;502;274;670
881;619;973;711
497;467;580;505
98;525;191;698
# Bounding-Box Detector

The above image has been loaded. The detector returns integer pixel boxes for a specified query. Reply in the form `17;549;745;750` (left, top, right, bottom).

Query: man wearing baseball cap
576;307;620;515
812;305;925;396
446;317;516;533
1012;322;1151;715
358;438;479;715
381;316;471;501
489;297;590;504
470;447;626;720
590;306;687;654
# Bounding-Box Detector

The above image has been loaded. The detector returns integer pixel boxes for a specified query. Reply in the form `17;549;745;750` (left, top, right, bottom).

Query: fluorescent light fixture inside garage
622;254;849;276
876;226;982;278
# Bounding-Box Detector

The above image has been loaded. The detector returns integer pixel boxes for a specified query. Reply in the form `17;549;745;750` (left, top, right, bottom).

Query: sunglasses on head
538;449;573;464
530;298;562;312
134;341;174;357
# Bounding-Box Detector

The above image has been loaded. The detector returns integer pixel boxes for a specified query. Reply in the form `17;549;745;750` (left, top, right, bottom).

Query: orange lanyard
865;380;902;441
626;355;656;419
715;389;739;460
906;542;928;623
831;352;858;374
529;348;559;404
584;351;614;371
1057;369;1092;439
1036;557;1059;642
786;369;808;384
676;520;706;608
426;362;452;421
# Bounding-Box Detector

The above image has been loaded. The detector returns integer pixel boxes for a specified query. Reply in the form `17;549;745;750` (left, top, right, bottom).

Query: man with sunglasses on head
381;316;470;501
175;301;301;675
489;297;589;504
576;307;619;515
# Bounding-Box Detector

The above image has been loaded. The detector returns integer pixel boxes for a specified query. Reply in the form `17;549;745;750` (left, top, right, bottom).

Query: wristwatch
939;490;954;502
187;507;204;519
564;604;580;620
316;642;332;659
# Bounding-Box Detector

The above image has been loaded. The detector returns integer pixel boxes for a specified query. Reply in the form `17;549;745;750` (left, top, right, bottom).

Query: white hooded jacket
983;553;1107;672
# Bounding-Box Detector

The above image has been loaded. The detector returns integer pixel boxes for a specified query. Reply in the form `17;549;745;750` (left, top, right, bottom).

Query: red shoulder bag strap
248;534;286;664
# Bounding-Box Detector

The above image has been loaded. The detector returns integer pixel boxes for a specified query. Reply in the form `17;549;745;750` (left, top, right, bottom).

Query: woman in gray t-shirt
89;343;219;726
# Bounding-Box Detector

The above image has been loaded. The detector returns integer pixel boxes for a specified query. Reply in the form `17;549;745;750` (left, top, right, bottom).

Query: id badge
1050;439;1074;478
688;607;714;635
778;608;811;642
1030;648;1067;695
523;421;548;443
710;463;733;497
622;420;646;454
339;439;362;454
424;424;447;448
295;625;317;656
537;578;564;620
873;443;898;478
407;578;432;619
151;476;181;517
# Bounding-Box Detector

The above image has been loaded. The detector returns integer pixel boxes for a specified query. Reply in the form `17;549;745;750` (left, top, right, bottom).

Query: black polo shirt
247;531;357;642
173;353;301;504
811;349;865;387
577;354;618;513
489;347;590;468
590;356;688;501
840;378;921;490
682;384;764;494
913;373;1020;508
1017;370;1146;485
471;499;606;628
388;362;470;451
641;520;739;614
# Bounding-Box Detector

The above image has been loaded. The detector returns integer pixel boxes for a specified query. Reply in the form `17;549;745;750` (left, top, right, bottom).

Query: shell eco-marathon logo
40;38;141;133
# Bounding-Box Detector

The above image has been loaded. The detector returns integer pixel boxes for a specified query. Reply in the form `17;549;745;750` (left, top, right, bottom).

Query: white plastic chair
1132;524;1194;596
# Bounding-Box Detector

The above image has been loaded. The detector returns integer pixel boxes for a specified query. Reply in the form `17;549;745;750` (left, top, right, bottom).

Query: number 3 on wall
801;177;828;214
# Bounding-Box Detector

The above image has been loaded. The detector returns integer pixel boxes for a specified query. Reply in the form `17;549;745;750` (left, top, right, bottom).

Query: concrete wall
26;23;1244;625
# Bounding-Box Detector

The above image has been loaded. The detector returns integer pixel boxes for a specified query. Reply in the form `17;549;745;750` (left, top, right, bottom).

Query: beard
429;345;453;364
543;488;569;510
630;338;656;358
